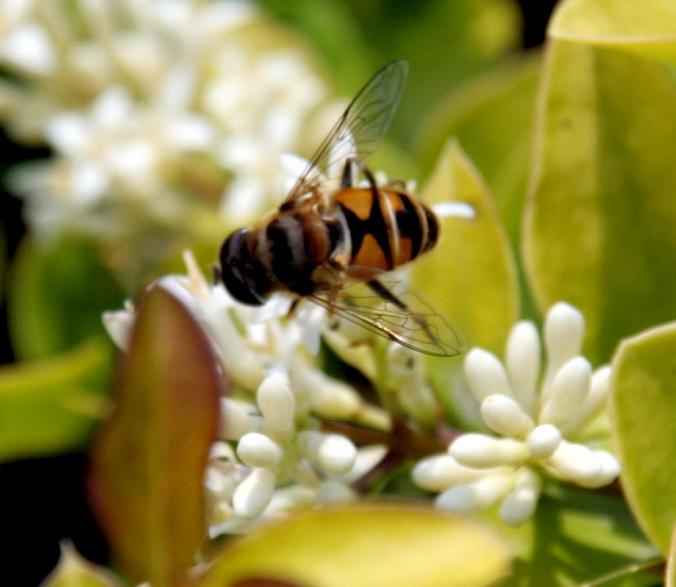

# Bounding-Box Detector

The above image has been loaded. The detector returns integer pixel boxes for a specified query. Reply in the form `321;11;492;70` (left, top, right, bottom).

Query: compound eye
219;229;264;306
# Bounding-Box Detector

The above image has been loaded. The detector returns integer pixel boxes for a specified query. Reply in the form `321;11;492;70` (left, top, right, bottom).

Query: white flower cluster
103;251;388;535
1;0;333;237
413;302;620;525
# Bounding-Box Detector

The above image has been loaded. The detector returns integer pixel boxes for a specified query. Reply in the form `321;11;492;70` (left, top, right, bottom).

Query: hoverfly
217;60;460;357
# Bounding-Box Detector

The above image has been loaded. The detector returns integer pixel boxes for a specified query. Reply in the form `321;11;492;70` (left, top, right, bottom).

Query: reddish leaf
89;285;221;586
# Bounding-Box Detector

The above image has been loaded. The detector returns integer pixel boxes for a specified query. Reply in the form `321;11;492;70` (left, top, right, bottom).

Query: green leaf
417;54;541;247
611;322;676;554
499;486;657;587
668;525;676;587
550;0;676;63
196;504;511;587
0;338;111;461
8;236;125;360
43;542;121;587
412;141;519;355
339;0;521;141
88;286;221;586
523;19;676;363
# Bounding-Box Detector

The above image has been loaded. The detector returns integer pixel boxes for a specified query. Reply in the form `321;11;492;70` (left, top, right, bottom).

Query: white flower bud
575;451;620;489
412;455;490;491
436;474;513;513
297;431;357;475
481;394;534;438
220;398;261;440
543;302;585;391
237;433;282;468
257;374;295;439
547;440;601;483
316;480;355;503
499;468;541;525
298;368;361;419
505;321;540;416
526;424;561;458
265;485;317;516
562;365;612;435
464;349;513;403
232;468;276;518
450;434;529;468
539;357;591;426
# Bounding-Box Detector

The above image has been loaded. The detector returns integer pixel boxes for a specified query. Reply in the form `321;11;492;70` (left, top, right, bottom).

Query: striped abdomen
333;187;439;279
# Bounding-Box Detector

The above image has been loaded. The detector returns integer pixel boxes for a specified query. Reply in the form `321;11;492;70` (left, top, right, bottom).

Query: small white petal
499;468;541;525
257;374;296;439
1;24;55;75
450;434;529;468
232;468;276;518
210;441;236;461
237;433;282;468
102;307;134;350
220;398;262;440
464;348;513;402
505;321;540;416
45;114;88;155
481;394;534;438
412;454;493;491
436;474;513;514
297;431;357;475
562;365;612;435
432;201;475;219
526;424;562;458
546;440;601;483
264;485;317;517
543;302;585;391
335;445;387;483
167;116;215;150
316;480;355;503
540;357;591;426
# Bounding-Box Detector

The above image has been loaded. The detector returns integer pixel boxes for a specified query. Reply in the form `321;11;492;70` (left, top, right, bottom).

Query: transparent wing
309;280;463;358
284;60;408;206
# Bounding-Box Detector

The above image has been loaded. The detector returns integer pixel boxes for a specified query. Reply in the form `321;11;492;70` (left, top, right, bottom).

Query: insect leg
366;278;439;343
212;264;222;285
341;156;359;189
366;278;408;311
384;178;407;190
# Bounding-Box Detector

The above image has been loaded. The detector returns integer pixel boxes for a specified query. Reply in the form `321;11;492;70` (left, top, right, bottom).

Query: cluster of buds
413;303;620;525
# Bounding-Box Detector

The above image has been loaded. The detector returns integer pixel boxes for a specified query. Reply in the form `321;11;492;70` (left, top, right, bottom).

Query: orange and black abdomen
333;188;439;278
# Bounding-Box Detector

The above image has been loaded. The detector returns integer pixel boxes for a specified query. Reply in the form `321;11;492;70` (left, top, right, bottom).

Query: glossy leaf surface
198;504;511;587
611;322;676;554
89;286;221;585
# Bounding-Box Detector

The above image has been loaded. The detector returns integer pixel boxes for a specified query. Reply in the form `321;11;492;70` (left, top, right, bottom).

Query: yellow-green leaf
417;54;541;246
523;32;676;364
667;525;676;587
88;286;221;586
196;504;511;587
550;0;676;63
0;338;111;461
8;237;125;360
412;140;519;355
42;542;121;587
611;322;676;554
